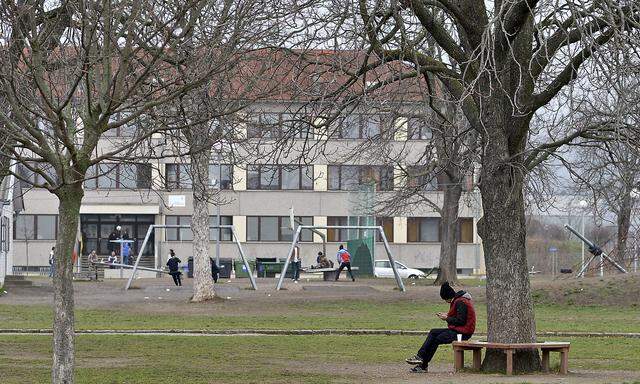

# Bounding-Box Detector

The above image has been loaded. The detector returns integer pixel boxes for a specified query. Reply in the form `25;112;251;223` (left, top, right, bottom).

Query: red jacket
446;293;476;335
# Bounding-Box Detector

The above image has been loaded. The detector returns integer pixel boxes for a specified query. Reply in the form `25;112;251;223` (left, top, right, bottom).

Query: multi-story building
10;51;485;276
1;169;21;284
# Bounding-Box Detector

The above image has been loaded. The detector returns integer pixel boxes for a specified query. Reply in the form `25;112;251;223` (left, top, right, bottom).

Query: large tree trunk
616;191;632;262
434;179;462;285
477;131;540;373
190;148;216;302
52;184;83;384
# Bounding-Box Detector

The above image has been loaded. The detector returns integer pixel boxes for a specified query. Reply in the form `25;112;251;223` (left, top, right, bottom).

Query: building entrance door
80;214;155;257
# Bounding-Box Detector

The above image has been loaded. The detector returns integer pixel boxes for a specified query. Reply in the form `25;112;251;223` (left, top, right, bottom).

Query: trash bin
234;260;256;278
187;257;194;278
256;257;277;278
218;258;233;279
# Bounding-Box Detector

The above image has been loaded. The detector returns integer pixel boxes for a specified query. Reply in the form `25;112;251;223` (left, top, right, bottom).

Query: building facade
11;52;485;276
11;117;484;276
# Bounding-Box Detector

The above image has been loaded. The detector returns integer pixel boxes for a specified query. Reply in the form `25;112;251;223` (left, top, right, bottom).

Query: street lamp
578;200;588;275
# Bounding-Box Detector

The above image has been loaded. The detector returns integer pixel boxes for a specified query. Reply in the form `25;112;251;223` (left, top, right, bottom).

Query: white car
374;260;426;279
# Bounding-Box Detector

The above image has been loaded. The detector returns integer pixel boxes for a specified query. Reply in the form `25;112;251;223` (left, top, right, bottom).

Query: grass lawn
0;334;638;383
1;302;639;333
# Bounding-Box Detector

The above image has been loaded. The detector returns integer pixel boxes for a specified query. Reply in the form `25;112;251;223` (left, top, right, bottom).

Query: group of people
290;244;356;282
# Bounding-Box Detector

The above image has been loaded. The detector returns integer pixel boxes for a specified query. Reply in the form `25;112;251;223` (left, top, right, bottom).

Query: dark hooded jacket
445;290;476;335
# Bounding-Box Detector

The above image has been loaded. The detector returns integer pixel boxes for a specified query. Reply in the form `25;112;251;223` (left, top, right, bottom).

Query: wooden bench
302;267;359;281
452;340;570;375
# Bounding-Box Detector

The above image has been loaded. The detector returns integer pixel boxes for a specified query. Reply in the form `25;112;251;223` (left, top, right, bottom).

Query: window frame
165;163;233;190
328;165;394;191
407;217;441;243
13;214;58;240
165;215;234;241
407;117;433;140
246;165;314;191
246;216;314;242
84;163;153;190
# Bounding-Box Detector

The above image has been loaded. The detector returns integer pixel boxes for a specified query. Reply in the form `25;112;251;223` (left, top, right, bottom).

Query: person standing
210;257;220;283
166;249;182;286
48;247;55;277
335;244;355;282
122;242;131;265
107;230;117;255
405;282;476;373
88;249;99;281
290;246;301;283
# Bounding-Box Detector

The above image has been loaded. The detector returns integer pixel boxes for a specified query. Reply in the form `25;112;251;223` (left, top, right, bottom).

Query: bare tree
159;1;318;302
567;67;640;264
322;0;640;372
0;0;237;381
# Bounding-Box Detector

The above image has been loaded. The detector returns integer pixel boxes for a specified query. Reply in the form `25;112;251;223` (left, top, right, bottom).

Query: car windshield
395;262;407;269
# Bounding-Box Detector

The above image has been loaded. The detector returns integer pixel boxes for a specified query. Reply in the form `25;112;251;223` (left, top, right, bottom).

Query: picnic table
452;340;570;375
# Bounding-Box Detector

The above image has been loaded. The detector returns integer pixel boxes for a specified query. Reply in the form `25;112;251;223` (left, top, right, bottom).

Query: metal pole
125;225;154;290
276;226;302;291
216;154;221;267
581;213;585;272
230;226;257;290
379;226;405;292
600;255;604;277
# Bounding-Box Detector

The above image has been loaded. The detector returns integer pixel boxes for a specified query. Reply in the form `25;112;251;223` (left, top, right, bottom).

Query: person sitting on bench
405;282;476;373
311;252;333;269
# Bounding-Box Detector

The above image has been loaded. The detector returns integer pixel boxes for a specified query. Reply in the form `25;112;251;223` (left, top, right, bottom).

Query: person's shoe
352;278;355;282
410;365;428;373
405;355;423;365
294;280;298;284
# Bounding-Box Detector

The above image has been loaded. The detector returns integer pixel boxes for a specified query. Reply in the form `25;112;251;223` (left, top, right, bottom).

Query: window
16;162;57;188
326;216;389;242
165;164;233;190
407;217;440;242
166;215;233;241
166;164;192;189
246;216;313;242
210;216;233;241
407;166;439;191
377;217;394;242
247;112;280;138
459;218;474;243
246;165;313;190
333;114;389;139
84;163;152;190
340;115;360;139
375;260;391;268
103;112;143;137
327;216;348;242
328;165;393;191
407;117;433;140
281;113;313;139
1;216;9;252
209;164;233;190
14;214;57;240
362;115;385;138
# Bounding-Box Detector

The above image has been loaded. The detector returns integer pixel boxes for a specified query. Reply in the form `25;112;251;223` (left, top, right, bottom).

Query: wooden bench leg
560;349;569;375
454;348;464;372
505;350;513;375
542;350;550;373
472;349;482;370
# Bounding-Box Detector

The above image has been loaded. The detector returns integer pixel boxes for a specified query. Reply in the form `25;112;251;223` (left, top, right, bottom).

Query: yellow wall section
314;165;328;191
393;217;407;243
